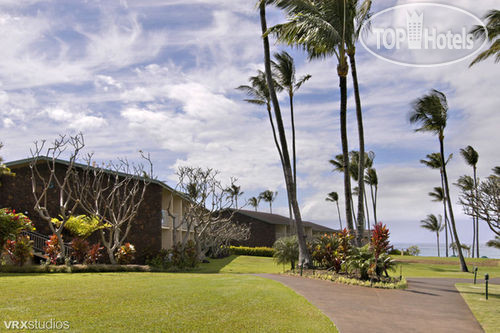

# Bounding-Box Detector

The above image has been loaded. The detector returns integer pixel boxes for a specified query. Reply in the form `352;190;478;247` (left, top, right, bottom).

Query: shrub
229;246;274;257
86;243;104;264
4;235;33;266
70;238;89;264
115;243;136;264
407;245;420;256
0;208;34;249
371;222;394;277
171;240;198;269
44;234;62;265
51;215;108;239
310;234;341;272
273;236;299;270
347;244;375;280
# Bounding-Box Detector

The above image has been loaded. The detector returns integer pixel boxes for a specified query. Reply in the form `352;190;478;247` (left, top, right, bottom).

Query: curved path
258;274;499;333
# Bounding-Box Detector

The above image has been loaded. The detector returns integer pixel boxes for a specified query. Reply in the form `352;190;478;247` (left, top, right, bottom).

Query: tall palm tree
258;0;311;266
460;145;479;257
428;186;452;256
410;89;468;272
259;190;278;213
326;191;343;230
420;152;453;257
329;154;356;226
455;175;476;257
420;214;444;257
225;184;244;209
248;197;261;211
364;167;378;224
268;0;356;241
470;9;500;66
272;50;311;186
349;150;374;231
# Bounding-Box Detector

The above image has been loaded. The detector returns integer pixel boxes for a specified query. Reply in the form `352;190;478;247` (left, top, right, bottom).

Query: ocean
392;243;500;259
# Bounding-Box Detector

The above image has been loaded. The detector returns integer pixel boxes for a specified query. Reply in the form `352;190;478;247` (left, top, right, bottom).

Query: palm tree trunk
260;2;310;266
336;201;343;230
439;135;468;272
350;196;357;226
374;185;378;223
439;171;449;257
269;202;272;214
471;202;476;258
369;183;377;223
473;166;479;257
364;190;371;232
437;232;440;257
349;53;366;247
290;93;297;186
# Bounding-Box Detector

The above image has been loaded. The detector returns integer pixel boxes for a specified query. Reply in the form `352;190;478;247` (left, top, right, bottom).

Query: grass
0;273;337;332
391;255;500;279
195;255;284;274
456;283;500;333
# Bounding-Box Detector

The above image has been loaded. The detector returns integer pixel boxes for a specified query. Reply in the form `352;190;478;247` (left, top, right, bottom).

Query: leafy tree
326;191;342;229
225;183;244;209
247;197;261;211
420;214;444;257
51;215;107;240
273;235;299;270
410;90;468;272
259;190;278;214
0;142;15;185
460;145;480;257
470;10;500;66
486;236;500;249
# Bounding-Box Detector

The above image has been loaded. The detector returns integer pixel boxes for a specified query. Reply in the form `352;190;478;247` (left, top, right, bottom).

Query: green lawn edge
456;283;500;333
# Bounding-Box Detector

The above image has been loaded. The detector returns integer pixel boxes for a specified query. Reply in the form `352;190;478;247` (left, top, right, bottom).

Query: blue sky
0;0;498;248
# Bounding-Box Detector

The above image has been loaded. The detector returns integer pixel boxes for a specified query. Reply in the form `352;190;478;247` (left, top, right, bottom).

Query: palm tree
420;214;444;257
272;50;311;186
326;191;343;229
248;197;261;211
349;150;374;232
258;0;311;266
455;175;476;257
268;0;356;241
259;190;278;214
470;9;500;66
225;184;244;209
460;145;479;257
428;186;452;256
493;166;500;176
420;152;453;257
330;154;356;226
410;89;468;272
364;167;378;224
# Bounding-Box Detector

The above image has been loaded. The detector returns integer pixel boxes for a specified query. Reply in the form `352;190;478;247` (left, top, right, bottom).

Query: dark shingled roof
234;209;336;232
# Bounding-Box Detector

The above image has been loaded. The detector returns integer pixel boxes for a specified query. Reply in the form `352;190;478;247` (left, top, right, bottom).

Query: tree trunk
336;201;343;230
437;232;440;257
473;165;479;257
290;93;297;186
440;135;468;272
259;3;310;266
364;191;371;232
349;53;366;247
439;171;449;257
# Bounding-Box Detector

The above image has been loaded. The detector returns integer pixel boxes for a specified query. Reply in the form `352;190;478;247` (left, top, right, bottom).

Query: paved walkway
258;274;500;333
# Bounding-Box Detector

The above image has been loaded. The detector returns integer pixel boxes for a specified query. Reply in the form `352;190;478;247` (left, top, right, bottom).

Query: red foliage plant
44;234;61;265
371;222;392;260
70;237;89;264
86;243;104;264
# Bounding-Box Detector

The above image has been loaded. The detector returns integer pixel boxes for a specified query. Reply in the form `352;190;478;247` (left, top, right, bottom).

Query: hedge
229;246;275;257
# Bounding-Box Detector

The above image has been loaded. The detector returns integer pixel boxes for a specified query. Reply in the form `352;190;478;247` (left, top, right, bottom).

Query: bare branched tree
30;134;85;260
73;152;153;264
459;175;499;237
167;166;249;259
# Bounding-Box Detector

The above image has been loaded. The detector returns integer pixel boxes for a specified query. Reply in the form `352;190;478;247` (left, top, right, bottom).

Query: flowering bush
0;208;35;249
86;243;104;264
4;235;33;266
70;237;89;264
310;229;353;273
44;234;62;265
115;243;136;264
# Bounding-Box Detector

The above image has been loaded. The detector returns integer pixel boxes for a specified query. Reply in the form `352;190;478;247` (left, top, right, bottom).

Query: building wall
231;212;277;247
160;189;194;249
0;163;162;264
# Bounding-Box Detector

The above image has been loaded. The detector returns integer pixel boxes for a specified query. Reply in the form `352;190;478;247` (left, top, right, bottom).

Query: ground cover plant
456;283;500;333
0;273;337;332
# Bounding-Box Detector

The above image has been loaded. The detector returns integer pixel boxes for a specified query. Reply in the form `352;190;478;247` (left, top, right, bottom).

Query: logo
360;3;488;67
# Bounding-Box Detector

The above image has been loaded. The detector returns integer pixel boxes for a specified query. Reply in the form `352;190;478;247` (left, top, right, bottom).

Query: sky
0;0;498;247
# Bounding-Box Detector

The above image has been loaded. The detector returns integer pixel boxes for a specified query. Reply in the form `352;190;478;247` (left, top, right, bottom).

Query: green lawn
0;273;336;332
456;283;500;333
391;255;500;279
195;255;284;274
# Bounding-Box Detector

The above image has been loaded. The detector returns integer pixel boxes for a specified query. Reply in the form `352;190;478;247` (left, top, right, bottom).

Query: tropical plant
115;243;136;265
310;233;342;272
225;184;244;209
273;235;299;270
86;243;104;264
410;89;468;272
450;242;471;258
420;214;444;257
3;235;33;266
52;215;107;240
330;153;356;226
407;245;420;256
460;145;480;257
0;209;35;249
349;150;375;232
70;238;90;264
247;197;261;211
455;175;477;257
259;190;278;214
0;143;15;185
272;50;311;186
44;234;62;265
326;191;343;229
421;152;453;257
268;0;355;241
470;9;500;66
364;167;378;224
486;236;500;249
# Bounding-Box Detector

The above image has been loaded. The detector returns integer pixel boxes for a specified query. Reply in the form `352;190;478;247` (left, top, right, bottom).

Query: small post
485;274;489;300
473;267;478;284
400;263;403;280
300;260;304;276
